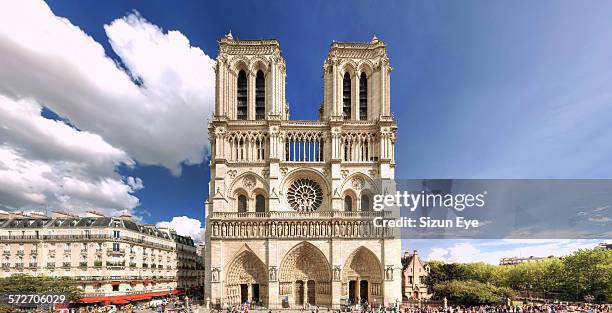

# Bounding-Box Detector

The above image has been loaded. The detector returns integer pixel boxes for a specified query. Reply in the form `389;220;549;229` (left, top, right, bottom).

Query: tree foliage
424;249;611;304
432;280;515;305
0;274;82;305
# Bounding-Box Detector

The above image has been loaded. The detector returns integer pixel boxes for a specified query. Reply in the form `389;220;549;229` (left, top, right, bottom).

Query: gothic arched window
255;70;265;120
237;195;248;213
359;72;367;120
344;195;353;212
255;195;266;212
361;194;370;211
343;72;352;120
237;70;247;120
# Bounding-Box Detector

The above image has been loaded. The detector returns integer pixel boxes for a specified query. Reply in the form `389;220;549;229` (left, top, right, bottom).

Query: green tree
432;280;514;305
561;249;611;303
0;274;83;308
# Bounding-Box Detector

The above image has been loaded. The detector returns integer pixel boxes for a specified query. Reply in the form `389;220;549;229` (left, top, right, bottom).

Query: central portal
279;242;332;307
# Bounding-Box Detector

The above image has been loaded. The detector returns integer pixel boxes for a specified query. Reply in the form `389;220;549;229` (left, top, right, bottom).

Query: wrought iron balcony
107;248;126;256
106;261;125;268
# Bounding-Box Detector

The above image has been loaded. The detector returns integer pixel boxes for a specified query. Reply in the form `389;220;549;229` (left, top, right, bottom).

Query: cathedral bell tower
213;32;288;121
322;35;391;122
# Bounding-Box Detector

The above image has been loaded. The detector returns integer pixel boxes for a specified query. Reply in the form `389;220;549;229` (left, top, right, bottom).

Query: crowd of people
400;304;610;313
205;303;610;313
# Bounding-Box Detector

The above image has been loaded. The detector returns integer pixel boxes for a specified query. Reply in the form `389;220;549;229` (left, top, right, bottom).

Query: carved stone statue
212;268;220;282
333;266;341;281
269;266;277;281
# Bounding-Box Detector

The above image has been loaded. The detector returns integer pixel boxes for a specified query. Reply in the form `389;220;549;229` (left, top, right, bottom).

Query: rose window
287;178;323;211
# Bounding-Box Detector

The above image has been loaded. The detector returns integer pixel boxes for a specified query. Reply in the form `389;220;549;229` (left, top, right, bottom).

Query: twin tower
212;32;392;122
205;33;400;309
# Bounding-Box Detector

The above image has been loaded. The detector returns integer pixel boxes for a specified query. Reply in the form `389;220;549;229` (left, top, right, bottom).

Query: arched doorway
342;247;383;306
279;242;332;307
225;249;269;306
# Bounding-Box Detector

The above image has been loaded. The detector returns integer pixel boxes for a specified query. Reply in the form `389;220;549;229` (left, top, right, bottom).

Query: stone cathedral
204;33;401;309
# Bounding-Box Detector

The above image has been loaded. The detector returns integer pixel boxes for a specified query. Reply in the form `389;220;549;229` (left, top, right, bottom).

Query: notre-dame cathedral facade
204;33;400;309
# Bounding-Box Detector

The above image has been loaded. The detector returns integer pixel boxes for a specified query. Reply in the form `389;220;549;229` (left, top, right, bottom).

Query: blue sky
1;1;611;263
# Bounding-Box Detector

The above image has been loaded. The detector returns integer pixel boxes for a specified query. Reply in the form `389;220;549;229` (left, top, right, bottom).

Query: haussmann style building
0;210;202;305
204;33;401;309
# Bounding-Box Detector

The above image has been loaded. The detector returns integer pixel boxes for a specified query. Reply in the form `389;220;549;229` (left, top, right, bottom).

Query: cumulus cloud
0;1;215;174
0;0;215;215
156;216;205;242
0;96;139;214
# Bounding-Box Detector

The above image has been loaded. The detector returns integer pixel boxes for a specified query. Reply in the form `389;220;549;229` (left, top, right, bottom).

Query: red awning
80;290;177;304
111;281;121;285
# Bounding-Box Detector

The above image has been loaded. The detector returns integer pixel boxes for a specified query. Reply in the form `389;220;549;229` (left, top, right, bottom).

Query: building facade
401;250;431;301
204;34;401;309
173;232;203;296
499;255;558;266
0;211;200;304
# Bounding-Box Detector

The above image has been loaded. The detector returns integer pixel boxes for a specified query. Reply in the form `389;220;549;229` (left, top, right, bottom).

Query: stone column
248;71;255;120
353;72;359;120
248;283;253;303
332;61;338;116
380;63;386;117
355;279;360;304
215;61;221;116
303;280;308;306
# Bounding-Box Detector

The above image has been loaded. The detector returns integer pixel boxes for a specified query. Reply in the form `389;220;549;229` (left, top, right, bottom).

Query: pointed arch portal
279;242;332;306
342;246;384;305
225;249;269;306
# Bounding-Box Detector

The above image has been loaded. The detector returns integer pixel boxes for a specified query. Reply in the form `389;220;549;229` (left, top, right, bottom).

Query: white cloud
425;239;600;264
0;96;140;214
588;216;611;223
428;243;481;263
156;216;205;242
0;0;215;174
593;206;608;212
0;0;215;215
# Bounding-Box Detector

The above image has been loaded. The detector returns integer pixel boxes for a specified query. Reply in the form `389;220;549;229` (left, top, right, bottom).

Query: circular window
287;178;323;211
